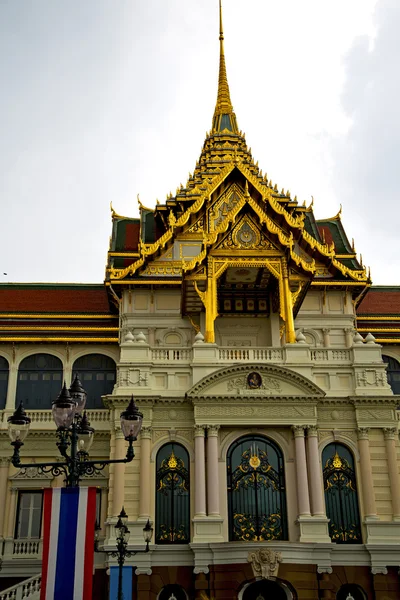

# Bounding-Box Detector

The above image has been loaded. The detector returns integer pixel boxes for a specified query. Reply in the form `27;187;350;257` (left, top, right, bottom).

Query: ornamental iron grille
155;443;190;544
322;443;362;544
227;435;288;542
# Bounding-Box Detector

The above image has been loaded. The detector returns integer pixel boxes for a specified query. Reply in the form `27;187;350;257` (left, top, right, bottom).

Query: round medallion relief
247;372;262;389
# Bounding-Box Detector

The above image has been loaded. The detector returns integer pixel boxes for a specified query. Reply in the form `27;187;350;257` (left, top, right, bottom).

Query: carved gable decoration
216;214;277;252
208;182;243;231
187;364;325;399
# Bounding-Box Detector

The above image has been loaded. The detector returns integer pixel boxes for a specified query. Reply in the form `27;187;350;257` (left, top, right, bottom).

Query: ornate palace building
0;4;400;600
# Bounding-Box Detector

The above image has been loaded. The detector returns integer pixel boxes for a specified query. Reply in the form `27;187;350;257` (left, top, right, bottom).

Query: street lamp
7;376;143;488
111;507;153;600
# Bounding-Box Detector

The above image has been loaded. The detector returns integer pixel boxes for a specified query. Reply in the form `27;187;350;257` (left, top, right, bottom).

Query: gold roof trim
236;164;304;229
0;326;119;331
357;328;400;332
182;248;207;273
311;281;369;287
110;202;132;221
0;337;119;342
357;316;400;321
0;314;118;319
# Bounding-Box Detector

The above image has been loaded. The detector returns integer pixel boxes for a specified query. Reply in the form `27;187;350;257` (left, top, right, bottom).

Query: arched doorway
240;579;293;600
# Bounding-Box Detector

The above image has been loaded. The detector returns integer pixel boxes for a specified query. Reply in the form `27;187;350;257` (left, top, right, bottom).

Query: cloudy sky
0;0;398;284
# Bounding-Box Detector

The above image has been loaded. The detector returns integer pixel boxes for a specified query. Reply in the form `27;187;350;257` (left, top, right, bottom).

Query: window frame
15;490;43;540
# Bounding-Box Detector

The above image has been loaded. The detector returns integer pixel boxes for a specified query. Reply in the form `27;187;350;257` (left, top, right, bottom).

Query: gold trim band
0;314;118;320
0;337;119;343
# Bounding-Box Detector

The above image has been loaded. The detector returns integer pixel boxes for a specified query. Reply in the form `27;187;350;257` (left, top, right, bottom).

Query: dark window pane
17;354;63;409
16;492;43;539
72;354;116;409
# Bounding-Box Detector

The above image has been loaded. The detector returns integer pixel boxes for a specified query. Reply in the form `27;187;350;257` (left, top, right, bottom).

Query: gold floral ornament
249;442;261;469
332;452;343;469
167;451;178;470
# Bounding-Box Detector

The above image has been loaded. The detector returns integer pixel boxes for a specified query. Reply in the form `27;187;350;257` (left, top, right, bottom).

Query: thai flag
40;487;96;600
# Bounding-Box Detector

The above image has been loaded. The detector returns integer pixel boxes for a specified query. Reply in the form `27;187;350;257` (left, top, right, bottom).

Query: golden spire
212;0;238;133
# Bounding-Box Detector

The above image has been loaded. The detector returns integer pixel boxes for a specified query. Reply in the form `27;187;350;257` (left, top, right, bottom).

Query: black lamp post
7;376;143;488
111;507;153;600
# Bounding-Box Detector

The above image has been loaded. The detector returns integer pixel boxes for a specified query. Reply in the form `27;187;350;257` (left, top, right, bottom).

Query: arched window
155;443;190;544
158;585;188;600
322;443;361;544
336;584;367;600
382;355;400;394
227;435;288;542
16;354;63;409
72;354;116;409
242;579;290;600
0;356;9;409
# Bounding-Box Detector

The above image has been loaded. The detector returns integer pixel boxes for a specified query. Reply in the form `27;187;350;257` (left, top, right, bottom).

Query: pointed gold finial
212;0;238;133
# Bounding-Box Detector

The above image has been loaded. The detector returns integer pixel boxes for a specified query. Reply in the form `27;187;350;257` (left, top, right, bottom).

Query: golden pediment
215;214;278;252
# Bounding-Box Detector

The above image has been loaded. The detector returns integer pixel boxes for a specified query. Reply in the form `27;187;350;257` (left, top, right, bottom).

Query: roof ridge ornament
212;0;239;134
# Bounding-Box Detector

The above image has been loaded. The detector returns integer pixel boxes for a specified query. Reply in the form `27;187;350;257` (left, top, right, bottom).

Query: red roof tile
357;289;400;315
0;285;113;314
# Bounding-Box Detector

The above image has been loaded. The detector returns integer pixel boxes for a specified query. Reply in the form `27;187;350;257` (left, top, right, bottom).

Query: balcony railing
151;348;192;361
12;539;41;557
218;347;285;362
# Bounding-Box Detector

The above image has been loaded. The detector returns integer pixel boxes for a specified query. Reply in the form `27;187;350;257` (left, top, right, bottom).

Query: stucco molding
187;364;325;399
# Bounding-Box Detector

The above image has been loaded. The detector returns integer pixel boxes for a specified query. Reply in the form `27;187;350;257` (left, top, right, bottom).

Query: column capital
207;425;220;437
193;566;209;575
140;426;152;440
357;427;370;440
317;566;333;574
292;425;306;438
383;427;397;441
0;458;10;468
115;429;125;440
371;566;388;575
194;425;206;437
306;425;318;437
134;568;152;576
322;328;331;334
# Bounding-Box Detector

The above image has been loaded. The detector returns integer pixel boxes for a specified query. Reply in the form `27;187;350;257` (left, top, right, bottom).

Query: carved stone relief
356;370;389;388
227;375;281;394
247;548;282;580
195;404;316;419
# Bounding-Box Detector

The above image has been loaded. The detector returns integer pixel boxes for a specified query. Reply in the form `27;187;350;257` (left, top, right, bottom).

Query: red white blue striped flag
40;487;96;600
